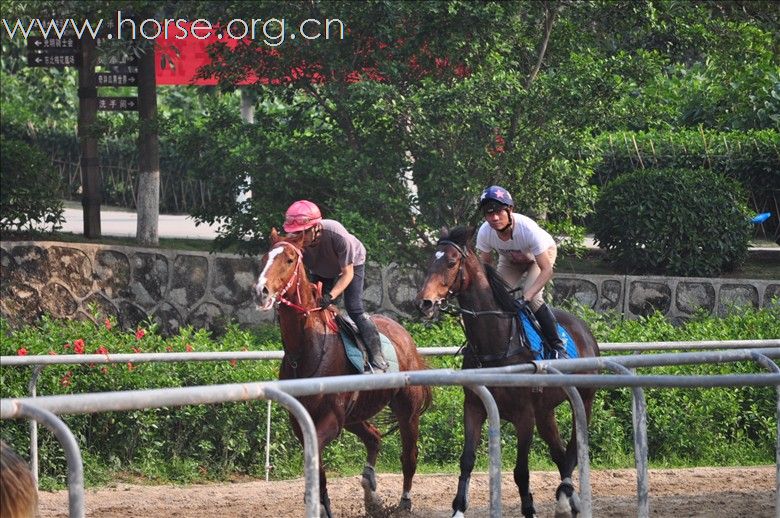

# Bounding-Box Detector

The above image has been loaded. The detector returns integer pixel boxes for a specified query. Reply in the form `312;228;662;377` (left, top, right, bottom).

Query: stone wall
1;241;777;333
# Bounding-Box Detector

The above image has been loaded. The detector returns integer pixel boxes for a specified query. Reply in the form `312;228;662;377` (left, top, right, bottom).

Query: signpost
96;96;138;111
26;52;81;67
96;72;138;86
26;34;81;67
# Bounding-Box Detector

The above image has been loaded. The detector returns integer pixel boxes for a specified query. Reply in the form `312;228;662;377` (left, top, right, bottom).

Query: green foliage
0;136;64;232
592;168;751;276
588;129;780;238
1;305;777;488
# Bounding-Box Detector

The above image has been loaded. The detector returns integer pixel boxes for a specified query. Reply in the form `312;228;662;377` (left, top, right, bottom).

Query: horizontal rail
3;348;780;418
2;339;779;367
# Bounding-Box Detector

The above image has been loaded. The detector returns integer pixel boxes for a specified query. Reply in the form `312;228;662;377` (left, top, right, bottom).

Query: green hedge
1;305;777;489
592;168;752;276
0;136;64;232
587;129;780;238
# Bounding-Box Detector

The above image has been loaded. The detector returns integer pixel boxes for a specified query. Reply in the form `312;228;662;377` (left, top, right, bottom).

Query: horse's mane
443;226;517;313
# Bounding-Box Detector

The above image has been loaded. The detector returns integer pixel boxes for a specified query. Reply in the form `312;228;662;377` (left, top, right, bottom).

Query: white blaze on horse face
434;251;445;261
256;247;286;308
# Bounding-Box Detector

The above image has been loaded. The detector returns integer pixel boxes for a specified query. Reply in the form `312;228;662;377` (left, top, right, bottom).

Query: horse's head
414;226;473;319
253;228;306;310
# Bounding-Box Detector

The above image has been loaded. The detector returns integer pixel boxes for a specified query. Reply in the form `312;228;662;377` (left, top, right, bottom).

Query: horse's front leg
452;396;487;518
345;421;385;516
511;405;537;518
534;402;579;518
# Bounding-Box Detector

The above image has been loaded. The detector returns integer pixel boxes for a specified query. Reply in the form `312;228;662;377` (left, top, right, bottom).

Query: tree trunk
136;44;160;246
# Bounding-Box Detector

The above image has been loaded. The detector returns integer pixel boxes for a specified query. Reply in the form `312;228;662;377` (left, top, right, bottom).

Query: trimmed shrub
587;129;780;238
0;137;64;232
592;168;751;276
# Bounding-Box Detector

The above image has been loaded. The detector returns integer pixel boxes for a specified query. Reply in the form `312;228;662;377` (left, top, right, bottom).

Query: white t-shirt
476;213;555;262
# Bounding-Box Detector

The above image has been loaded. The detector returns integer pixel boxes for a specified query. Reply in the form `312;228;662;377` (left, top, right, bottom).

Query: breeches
496;247;557;312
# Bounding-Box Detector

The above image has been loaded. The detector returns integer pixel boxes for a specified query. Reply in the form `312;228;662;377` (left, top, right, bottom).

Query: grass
2;230;778;278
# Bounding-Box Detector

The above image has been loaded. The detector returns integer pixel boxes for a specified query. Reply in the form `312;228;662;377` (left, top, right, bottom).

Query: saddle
516;306;578;361
333;314;397;373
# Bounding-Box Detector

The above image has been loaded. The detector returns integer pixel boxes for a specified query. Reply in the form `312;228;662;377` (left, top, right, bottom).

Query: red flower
16;347;28;356
63;342;71;349
100;367;109;375
135;328;146;340
229;359;237;367
165;346;173;352
73;339;85;354
127;362;135;371
132;347;141;354
104;318;112;330
60;371;72;387
48;350;57;355
185;344;193;352
96;346;109;355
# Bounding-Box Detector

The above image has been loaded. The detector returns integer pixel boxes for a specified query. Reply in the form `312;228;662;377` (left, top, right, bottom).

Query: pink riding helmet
283;200;322;233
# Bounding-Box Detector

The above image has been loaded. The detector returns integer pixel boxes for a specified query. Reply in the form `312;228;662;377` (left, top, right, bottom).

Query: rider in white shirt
475;186;568;359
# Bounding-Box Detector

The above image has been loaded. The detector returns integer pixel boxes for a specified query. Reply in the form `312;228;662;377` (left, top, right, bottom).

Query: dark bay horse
253;229;432;517
414;227;599;518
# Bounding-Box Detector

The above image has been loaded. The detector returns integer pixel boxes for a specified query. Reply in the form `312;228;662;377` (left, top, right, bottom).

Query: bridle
436;239;468;305
435;238;526;365
268;241;330;318
436;239;514;319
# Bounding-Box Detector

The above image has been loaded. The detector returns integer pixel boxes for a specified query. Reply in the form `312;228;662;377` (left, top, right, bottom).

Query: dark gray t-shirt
303;219;366;278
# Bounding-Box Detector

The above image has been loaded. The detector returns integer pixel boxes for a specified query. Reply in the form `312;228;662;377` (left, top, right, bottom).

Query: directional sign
107;64;140;74
97;96;138;111
99;53;140;66
96;72;138;87
27;36;81;52
27;51;81;67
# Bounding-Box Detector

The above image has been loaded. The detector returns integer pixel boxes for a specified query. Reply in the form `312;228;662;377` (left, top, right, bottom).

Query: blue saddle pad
519;310;578;361
340;330;399;373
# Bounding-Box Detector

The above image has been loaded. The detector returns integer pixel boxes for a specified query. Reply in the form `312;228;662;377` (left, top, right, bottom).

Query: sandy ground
37;466;775;517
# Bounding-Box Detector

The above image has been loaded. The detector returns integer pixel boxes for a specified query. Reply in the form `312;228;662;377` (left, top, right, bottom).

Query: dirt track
37;466;775;517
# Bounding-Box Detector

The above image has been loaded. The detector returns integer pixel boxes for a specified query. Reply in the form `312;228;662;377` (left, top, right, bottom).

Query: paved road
62;206;219;240
60;203;778;250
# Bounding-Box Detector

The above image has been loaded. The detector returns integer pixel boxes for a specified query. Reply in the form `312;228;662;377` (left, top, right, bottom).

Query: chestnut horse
415;227;599;518
253;229;432;517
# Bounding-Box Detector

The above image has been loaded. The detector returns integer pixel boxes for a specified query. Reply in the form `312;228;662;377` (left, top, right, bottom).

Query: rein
272;241;336;329
436;239;515;319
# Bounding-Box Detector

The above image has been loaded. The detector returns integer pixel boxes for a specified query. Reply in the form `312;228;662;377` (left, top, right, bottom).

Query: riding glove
319;293;334;310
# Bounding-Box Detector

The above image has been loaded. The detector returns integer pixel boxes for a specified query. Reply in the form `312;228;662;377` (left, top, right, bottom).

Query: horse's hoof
554;481;580;518
398;496;412;511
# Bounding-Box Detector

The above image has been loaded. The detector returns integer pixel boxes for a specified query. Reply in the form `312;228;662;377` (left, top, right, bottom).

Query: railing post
543;364;592;518
466;385;503;518
27;365;44;488
14;402;84;518
603;360;649;518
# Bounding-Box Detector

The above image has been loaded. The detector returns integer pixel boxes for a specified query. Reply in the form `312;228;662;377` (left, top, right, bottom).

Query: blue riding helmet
479;185;514;208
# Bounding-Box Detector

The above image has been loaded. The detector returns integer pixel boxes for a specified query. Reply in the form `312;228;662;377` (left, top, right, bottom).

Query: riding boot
356;314;389;371
534;303;568;360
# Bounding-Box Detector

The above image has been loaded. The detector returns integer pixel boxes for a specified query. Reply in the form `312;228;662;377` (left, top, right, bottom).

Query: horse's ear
439;226;450;239
466;226;477;247
270;228;280;244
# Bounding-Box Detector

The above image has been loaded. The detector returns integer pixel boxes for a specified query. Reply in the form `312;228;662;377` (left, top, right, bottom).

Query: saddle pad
340;330;399;373
519;311;578;361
